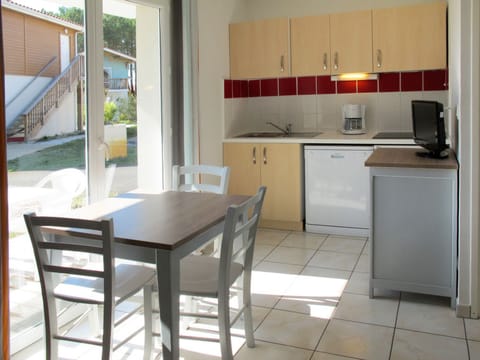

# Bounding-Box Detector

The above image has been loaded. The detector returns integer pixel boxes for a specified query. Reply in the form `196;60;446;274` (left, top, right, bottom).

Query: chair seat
180;255;243;297
55;263;155;304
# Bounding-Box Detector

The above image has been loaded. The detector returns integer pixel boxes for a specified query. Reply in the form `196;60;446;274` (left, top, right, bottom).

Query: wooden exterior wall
1;8;78;78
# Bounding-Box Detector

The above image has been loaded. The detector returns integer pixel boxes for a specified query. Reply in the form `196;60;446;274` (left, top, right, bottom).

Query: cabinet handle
280;55;285;72
263;147;267;165
331;153;344;159
333;52;338;70
252;147;256;165
323;53;328;71
376;49;382;68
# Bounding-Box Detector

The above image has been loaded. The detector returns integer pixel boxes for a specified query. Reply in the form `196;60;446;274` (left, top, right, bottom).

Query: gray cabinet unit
366;148;458;308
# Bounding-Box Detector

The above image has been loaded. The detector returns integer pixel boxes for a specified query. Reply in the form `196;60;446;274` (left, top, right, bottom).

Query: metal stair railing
21;55;84;141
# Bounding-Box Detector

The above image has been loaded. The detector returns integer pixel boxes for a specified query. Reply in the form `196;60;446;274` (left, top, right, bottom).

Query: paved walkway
6;135;84;161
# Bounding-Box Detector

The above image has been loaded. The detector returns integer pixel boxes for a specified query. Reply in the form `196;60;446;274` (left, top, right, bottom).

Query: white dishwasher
304;145;373;236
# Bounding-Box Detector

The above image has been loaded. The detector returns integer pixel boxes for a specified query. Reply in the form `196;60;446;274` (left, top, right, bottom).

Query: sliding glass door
5;0;169;355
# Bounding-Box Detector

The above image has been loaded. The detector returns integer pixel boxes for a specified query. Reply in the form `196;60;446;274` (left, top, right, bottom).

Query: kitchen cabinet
223;143;303;231
290;15;330;76
229;18;289;79
366;148;458;308
329;10;373;75
372;1;447;72
291;10;372;76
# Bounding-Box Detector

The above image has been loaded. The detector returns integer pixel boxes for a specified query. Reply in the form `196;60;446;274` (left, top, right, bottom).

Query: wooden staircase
7;55;84;142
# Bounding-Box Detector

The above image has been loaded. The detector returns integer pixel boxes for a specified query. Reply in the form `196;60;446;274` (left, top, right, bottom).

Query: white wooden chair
172;164;230;255
172;164;230;195
178;186;266;359
24;213;155;360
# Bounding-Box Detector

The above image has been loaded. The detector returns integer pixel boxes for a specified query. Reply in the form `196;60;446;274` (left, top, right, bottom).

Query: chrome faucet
266;121;292;135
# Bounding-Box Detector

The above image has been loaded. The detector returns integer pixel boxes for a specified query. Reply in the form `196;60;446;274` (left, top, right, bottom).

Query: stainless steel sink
236;132;321;138
288;132;322;138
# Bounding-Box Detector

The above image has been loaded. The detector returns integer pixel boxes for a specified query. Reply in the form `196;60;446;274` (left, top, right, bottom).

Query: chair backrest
23;213;115;358
35;168;87;198
218;186;266;294
172;164;230;194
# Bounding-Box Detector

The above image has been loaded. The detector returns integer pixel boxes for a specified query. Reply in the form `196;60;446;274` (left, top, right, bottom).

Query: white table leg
155;249;180;360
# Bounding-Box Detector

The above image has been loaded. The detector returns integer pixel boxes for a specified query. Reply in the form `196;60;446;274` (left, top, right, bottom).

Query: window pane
4;0;87;354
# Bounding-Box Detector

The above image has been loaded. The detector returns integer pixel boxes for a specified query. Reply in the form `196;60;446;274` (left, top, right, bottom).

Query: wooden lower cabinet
223;143;303;231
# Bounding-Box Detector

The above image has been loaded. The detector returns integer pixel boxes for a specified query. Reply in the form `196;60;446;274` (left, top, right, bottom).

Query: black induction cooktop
373;131;413;139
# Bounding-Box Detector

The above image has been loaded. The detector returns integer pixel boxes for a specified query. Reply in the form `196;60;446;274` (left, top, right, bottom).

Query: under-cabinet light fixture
331;73;378;81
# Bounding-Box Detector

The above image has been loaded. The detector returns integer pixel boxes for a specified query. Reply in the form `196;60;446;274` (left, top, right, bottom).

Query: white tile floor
13;229;480;359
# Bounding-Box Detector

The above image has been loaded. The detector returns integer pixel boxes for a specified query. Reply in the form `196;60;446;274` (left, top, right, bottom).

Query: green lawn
8;130;137;172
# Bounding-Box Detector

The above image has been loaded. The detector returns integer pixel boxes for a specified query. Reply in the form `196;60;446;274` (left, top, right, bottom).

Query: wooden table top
365;147;458;170
65;191;250;250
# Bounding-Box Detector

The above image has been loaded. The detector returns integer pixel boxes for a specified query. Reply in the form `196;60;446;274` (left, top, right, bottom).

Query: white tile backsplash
375;93;402;132
400;91;423;131
225;91;448;137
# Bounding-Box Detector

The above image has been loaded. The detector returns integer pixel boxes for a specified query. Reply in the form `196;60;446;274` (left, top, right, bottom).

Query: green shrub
104;101;118;124
115;94;137;123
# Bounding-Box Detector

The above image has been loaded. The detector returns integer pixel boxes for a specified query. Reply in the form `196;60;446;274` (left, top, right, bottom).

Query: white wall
241;0;435;20
449;0;480;318
4;76;51;127
33;91;77;139
197;0;247;167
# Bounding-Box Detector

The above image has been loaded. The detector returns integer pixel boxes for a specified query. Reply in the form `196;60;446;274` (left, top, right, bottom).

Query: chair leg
218;293;233;360
143;284;153;360
242;285;255;348
44;297;58;360
243;270;255;348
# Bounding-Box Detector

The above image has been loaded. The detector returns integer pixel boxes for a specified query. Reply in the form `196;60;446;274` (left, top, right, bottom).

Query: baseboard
456;303;471;318
259;219;304;231
305;224;369;237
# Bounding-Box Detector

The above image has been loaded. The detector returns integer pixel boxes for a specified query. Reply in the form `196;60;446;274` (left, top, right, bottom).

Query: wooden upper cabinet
291;15;330;76
373;1;447;72
229;18;289;79
330;10;373;75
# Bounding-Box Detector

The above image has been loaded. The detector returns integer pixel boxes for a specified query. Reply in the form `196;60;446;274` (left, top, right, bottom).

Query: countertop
223;130;416;145
365;147;458;170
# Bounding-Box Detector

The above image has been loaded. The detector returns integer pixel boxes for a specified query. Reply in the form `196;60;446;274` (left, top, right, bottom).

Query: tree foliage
53;7;136;57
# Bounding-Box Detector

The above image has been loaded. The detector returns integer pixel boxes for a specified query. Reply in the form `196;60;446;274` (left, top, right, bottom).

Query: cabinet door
223;143;261;196
373;2;446;72
260;144;302;224
229;18;289;79
330;10;373;74
291;15;330;76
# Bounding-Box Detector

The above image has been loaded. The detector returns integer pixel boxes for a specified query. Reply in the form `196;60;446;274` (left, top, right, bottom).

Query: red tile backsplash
248;80;260;97
424;69;448;91
233;80;248;98
298;76;316;95
261;78;279;96
279;77;297;96
379;72;400;92
337;80;357;94
224;79;233;99
225;69;447;98
401;71;423;91
317;76;336;94
358;79;378;93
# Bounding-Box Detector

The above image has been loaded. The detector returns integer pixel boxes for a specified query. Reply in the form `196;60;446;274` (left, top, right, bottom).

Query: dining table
63;189;250;360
